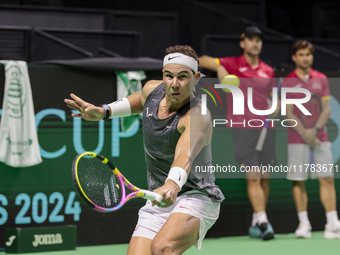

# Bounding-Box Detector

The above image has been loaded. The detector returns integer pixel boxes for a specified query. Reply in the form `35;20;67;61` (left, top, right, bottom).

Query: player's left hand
299;128;317;144
152;180;180;208
64;93;105;121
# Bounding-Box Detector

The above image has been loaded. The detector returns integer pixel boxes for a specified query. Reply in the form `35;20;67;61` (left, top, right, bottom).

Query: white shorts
132;190;220;250
287;142;333;180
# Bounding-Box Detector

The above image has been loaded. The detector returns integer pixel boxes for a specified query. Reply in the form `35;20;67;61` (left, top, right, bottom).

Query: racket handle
143;190;164;203
255;128;267;151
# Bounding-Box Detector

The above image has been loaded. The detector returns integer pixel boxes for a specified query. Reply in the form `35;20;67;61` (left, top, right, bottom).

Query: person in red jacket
282;40;340;239
199;26;277;240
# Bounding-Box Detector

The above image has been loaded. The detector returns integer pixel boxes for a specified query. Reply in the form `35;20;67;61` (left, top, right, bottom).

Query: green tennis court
1;232;338;255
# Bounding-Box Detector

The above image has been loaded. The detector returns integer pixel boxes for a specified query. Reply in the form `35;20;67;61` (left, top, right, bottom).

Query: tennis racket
255;79;282;151
72;152;164;212
300;94;322;166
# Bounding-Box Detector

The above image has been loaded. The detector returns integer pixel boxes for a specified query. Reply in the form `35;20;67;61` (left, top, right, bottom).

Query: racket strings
78;157;121;208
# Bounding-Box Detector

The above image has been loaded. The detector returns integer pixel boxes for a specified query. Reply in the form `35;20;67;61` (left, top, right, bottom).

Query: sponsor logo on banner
32;233;63;247
6;235;16;246
6;65;26;119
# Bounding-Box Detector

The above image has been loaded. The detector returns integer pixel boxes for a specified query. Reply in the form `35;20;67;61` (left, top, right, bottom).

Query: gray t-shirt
142;83;224;203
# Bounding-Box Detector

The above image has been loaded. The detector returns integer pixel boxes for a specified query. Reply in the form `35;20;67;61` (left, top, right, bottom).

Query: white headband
163;53;198;73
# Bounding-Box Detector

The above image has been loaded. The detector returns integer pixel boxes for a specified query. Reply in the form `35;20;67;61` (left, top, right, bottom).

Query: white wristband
165;167;188;191
107;97;131;119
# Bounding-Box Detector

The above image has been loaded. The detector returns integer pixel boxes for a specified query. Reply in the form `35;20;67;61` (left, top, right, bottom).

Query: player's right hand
64;93;105;121
152;180;180;208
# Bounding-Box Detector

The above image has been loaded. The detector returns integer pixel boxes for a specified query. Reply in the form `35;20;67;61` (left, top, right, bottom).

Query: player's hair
292;40;315;55
165;45;199;63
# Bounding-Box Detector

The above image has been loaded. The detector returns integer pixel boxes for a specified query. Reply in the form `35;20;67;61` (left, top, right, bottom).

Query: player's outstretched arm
64;93;141;121
64;93;105;121
64;82;162;121
153;105;212;207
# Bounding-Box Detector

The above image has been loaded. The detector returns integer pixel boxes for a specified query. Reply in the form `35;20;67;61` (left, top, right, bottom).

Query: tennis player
283;40;340;239
198;26;276;240
65;45;225;254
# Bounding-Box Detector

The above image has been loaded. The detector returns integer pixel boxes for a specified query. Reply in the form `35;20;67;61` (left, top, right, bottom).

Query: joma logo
32;233;63;247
